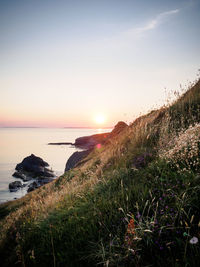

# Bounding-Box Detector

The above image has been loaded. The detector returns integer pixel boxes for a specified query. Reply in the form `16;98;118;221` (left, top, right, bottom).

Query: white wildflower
189;236;198;244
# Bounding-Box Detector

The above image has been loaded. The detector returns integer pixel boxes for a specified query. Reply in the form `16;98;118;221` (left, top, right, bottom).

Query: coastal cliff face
0;80;200;267
65;150;92;171
74;133;110;149
74;121;128;149
65;121;128;171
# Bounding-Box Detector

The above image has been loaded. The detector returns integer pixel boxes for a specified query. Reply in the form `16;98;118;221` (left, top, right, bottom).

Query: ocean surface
0;127;111;203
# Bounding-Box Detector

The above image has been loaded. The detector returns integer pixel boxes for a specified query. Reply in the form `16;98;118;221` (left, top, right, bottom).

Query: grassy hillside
0;79;200;266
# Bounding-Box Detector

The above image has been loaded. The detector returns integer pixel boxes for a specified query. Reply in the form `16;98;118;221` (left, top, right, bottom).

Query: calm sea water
0;128;111;203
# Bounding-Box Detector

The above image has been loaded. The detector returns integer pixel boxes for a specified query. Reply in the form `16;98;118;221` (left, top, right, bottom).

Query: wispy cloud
83;8;180;52
125;9;180;37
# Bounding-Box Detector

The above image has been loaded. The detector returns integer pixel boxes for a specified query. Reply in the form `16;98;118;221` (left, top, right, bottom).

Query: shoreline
0;128;113;204
0;127;116;204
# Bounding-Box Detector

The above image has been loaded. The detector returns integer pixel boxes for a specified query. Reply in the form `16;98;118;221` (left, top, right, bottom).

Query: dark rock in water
12;171;31;181
15;154;54;178
41;168;54;177
27;181;40;193
48;142;73;145
11;154;55;193
9;181;23;192
27;176;54;193
37;176;54;185
16;153;48;171
65;150;91;172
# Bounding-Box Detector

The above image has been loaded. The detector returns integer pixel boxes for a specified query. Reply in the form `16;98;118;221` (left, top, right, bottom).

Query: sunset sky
0;0;200;128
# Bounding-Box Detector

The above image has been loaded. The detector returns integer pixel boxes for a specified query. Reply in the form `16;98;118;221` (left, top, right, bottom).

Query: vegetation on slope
0;78;200;267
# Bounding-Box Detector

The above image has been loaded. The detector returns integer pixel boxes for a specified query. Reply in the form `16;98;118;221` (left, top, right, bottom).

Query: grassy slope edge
0;79;200;266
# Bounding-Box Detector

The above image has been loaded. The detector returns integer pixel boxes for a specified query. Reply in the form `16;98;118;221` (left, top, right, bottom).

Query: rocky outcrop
48;142;73;145
48;122;128;151
27;181;40;192
65;150;92;172
74;122;128;150
74;133;110;149
9;181;24;192
27;177;54;193
15;154;54;178
11;154;55;193
12;171;29;181
64;121;128;172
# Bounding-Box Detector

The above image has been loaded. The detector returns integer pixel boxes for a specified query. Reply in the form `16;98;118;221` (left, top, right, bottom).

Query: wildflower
136;212;141;219
160;123;200;172
125;216;135;247
127;218;135;235
189;236;198;244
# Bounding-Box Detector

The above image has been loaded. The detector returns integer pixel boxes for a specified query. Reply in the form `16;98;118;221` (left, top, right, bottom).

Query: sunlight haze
0;0;200;127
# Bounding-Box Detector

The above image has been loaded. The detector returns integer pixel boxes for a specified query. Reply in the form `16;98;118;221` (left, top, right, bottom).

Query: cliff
65;121;128;171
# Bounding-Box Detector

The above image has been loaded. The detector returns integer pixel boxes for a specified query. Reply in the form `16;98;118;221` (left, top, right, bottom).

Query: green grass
2;160;200;267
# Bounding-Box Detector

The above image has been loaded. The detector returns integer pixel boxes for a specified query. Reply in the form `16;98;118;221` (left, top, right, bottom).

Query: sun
94;114;106;125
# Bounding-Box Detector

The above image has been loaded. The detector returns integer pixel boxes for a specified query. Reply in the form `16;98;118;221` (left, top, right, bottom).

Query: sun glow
94;114;106;125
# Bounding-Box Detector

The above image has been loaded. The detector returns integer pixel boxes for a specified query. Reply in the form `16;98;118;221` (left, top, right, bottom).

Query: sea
0;127;112;204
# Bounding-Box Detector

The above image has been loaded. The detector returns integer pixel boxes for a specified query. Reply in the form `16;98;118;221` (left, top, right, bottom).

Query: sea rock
48;142;73;145
9;181;23;192
10;154;55;192
27;176;54;193
65;150;91;172
16;153;48;170
12;171;26;180
27;181;40;193
37;176;54;185
15;154;54;178
12;171;31;181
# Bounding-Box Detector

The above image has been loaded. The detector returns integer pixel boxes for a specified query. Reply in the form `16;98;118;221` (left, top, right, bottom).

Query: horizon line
0;126;114;129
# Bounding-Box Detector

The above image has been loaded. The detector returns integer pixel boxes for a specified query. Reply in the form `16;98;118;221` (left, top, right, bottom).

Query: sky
0;0;200;128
